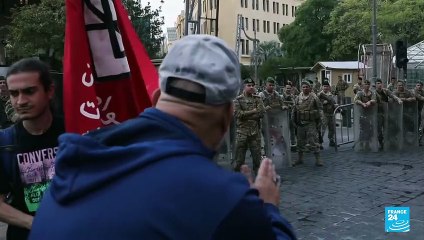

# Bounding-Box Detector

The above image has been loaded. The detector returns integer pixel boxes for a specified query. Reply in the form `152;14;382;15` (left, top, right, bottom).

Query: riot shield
402;101;419;147
354;104;379;152
214;119;235;165
383;102;403;151
262;109;291;168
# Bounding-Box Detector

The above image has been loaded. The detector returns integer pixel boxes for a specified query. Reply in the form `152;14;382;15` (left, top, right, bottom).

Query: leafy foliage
123;0;165;58
5;0;164;65
253;41;283;65
278;0;338;66
7;0;65;61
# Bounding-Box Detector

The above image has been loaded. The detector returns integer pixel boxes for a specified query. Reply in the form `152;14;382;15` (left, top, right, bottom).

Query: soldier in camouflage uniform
353;76;363;95
288;81;300;96
318;80;338;147
354;80;377;150
335;76;349;104
393;81;416;102
413;81;424;145
291;80;324;166
259;78;288;111
375;79;402;150
233;78;266;173
387;77;397;92
313;77;321;94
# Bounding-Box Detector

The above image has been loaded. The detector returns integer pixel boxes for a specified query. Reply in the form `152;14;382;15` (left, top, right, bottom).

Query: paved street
218;139;424;240
278;145;424;240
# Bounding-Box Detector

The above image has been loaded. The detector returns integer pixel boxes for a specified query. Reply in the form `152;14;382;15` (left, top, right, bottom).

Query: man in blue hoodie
29;35;297;240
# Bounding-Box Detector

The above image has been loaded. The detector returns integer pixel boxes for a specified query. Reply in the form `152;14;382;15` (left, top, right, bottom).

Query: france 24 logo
385;207;410;232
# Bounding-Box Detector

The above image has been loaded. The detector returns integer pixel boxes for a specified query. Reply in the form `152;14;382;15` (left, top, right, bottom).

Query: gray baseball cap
159;34;241;105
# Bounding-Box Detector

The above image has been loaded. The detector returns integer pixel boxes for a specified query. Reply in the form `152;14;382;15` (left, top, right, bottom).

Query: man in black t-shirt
0;59;65;240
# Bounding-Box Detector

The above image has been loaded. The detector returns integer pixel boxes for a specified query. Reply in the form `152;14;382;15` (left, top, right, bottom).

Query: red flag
63;0;159;134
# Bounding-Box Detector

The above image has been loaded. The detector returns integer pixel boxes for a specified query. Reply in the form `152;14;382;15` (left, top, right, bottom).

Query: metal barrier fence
333;103;355;152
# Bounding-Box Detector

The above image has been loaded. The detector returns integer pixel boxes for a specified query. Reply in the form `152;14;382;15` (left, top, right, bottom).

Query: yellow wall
175;0;304;65
315;68;360;100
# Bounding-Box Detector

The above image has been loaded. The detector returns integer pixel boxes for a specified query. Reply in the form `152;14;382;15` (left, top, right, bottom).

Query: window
267;21;270;33
252;0;255;9
272;2;275;13
245;0;248;8
263;20;266;32
273;22;276;34
211;19;215;32
266;0;269;12
282;4;285;15
343;73;353;83
241;0;244;7
241;17;245;29
263;0;265;11
209;0;213;10
214;0;217;9
246;40;250;55
285;4;288;16
276;2;279;14
202;22;207;34
292;6;295;17
277;23;280;32
256;0;259;10
252;19;256;31
245;17;249;30
241;39;245;55
257;19;260;32
325;70;332;84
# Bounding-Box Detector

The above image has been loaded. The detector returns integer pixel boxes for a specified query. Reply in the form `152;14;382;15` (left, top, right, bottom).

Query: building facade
165;27;178;52
175;0;304;65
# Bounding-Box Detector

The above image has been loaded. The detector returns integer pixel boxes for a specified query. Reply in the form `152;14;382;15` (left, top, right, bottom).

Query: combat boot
314;153;323;166
293;152;304;166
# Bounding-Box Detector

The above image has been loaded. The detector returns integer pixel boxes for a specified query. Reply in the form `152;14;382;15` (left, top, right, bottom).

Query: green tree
123;0;164;58
240;64;253;80
325;0;424;60
7;0;65;64
378;0;424;44
278;0;338;66
258;58;282;81
254;41;282;65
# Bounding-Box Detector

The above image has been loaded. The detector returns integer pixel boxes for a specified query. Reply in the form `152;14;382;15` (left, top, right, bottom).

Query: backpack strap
0;125;19;185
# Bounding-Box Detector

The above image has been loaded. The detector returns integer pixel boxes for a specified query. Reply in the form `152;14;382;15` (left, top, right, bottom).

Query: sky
141;0;185;33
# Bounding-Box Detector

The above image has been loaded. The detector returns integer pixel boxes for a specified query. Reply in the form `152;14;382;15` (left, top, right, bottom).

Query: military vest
376;89;389;103
295;93;320;122
261;90;281;108
318;91;335;115
394;90;413;99
357;91;374;103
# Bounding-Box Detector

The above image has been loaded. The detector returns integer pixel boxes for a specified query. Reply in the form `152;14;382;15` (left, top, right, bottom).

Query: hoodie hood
51;108;215;204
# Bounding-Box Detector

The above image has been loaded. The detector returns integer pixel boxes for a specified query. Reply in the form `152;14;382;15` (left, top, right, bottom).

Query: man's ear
152;88;161;107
